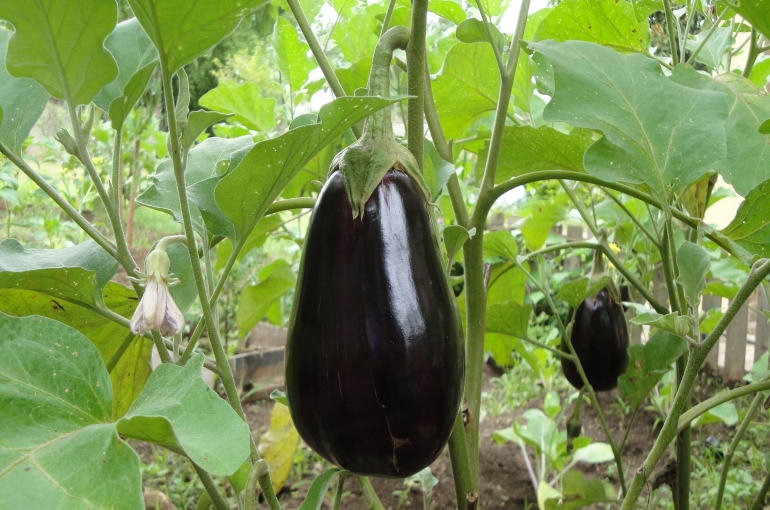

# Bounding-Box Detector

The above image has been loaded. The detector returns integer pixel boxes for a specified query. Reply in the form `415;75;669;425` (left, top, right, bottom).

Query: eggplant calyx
330;26;430;218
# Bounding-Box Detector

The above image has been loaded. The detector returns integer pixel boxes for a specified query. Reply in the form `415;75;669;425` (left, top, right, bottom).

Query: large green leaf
332;9;381;64
108;62;157;132
534;0;649;53
0;0;118;106
199;81;276;133
274;17;316;92
720;178;770;259
429;0;466;25
0;313;143;509
488;126;591;183
117;355;251;476
544;471;614;510
236;260;295;337
335;57;372;96
137;136;253;242
724;0;770;40
670;67;770;197
93;18;158;116
128;0;266;74
0;29;48;154
618;330;686;408
0;239;116;308
215;95;404;239
512;8;551;114
528;41;729;202
684;27;733;71
486;301;532;338
432;41;500;139
676;241;710;309
483;229;519;263
0;283;151;419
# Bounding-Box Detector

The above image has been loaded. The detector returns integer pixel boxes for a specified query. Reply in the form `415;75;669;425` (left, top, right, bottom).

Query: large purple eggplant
285;168;464;478
561;287;629;392
284;26;464;478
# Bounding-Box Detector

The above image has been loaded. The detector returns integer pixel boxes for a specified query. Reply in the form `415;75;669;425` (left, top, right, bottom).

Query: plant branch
448;410;474;510
357;476;386;510
663;0;679;66
714;391;763;509
332;472;348;510
407;0;428;170
380;0;397;36
473;0;505;77
620;258;770;509
678;378;770;432
602;189;659;246
743;28;760;78
0;142;117;256
111;126;123;207
106;331;136;373
191;463;230;510
686;8;729;65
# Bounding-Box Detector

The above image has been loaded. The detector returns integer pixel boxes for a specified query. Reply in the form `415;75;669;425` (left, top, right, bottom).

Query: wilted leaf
258;403;300;494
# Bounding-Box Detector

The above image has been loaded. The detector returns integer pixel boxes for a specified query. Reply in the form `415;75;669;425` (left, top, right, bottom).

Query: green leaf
488;261;528;305
216;96;404;239
760;118;770;134
749;59;770;88
489;126;592;184
423;138;455;200
693;401;738;427
443;225;472;264
199;81;276;133
274;17;316;92
618;331;687;408
94;19;158;116
298;468;342;510
700;307;723;335
723;0;770;40
333;8;381;63
0;282;151;419
166;243;197;314
521;200;565;251
670;67;770;197
685;27;734;71
512;8;551;114
548;471;614;510
486;302;532;338
676;241;710;309
572;443;614;465
236;260;295;337
117;354;251;476
108;62;158;131
534;0;650;53
555;277;589;308
631;0;662;22
181;110;233;154
429;0;466;24
433;41;500;139
478;0;510;17
128;0;266;74
720;178;770;259
631;311;691;338
0;0;118;105
335;57;372;97
0;313;143;509
137;136;253;242
483;229;519;263
0;239;116;308
214;215;285;271
270;389;289;406
529;41;729;202
456;19;504;52
0;29;48;154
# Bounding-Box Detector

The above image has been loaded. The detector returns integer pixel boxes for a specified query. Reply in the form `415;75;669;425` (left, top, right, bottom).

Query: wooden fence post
563;225;584;272
724;302;749;382
702;294;722;370
756;287;770;363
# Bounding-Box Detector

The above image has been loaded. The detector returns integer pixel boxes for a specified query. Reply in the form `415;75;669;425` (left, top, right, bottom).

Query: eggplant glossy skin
561;288;629;392
285;169;464;478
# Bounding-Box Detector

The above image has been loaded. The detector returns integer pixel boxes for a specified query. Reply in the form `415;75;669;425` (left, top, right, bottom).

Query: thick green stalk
407;0;428;169
0;141;116;256
380;0;397;36
191;462;230;510
679;378;770;432
743;28;760;78
111;127;123;206
462;2;530;490
663;0;679;66
473;0;505;76
332;472;348;510
620;259;770;509
448;410;474;510
160;67;261;464
357;477;386;510
106;331;136;373
714;392;763;509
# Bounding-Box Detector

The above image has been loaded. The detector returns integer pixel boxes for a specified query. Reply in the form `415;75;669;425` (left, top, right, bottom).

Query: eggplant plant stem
191;462;229;510
111;127;123;206
679;378;770;433
332;472;348;510
686;8;729;65
407;0;428;170
750;467;770;510
473;0;505;76
602;189;659;246
620;259;770;509
0;141;117;256
663;0;679;66
380;0;397;36
714;392;763;509
283;0;361;138
448;410;474;510
463;2;530;492
357;476;386;510
160;65;269;482
743;28;760;78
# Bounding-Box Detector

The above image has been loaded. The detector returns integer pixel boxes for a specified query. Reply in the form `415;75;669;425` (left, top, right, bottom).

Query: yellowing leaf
258;403;300;494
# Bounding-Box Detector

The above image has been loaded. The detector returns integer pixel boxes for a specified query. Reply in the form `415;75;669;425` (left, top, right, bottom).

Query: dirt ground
245;364;665;510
